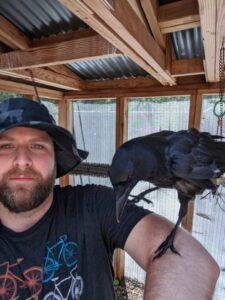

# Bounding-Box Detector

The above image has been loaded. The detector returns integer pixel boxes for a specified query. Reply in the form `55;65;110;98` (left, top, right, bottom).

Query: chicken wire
72;99;116;183
41;98;59;125
192;95;225;300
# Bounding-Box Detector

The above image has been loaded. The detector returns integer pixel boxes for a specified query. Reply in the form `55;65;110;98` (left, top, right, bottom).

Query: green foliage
129;95;189;103
0;92;20;100
77;98;115;105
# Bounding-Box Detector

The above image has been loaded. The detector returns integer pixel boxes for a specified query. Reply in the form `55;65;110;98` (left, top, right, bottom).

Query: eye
0;143;14;149
31;144;44;150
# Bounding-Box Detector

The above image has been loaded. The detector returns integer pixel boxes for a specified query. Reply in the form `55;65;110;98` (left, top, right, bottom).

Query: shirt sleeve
94;185;151;252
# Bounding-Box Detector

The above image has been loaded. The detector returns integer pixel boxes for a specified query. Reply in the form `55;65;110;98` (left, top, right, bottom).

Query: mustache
4;167;42;179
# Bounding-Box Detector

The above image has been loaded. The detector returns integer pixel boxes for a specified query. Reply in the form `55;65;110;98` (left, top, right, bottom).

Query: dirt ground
114;277;144;300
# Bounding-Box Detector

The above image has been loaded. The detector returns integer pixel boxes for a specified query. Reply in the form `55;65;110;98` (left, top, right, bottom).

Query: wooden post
26;95;37;101
113;97;128;281
182;91;203;231
58;97;71;187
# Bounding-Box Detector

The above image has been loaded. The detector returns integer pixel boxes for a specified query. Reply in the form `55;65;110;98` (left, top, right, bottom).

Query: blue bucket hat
0;97;88;178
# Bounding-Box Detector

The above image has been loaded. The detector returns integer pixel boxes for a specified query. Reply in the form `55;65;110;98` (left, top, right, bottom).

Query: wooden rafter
82;0;175;85
47;65;82;82
31;28;97;47
158;0;200;34
0;16;32;50
0;16;85;90
198;0;225;82
171;59;204;77
85;77;158;90
83;58;204;91
65;80;219;100
0;78;63;99
0;35;119;70
140;0;165;49
127;0;149;29
0;68;85;90
59;0;175;85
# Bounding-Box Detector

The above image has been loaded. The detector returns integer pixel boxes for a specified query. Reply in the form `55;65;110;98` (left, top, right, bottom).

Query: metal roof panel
0;0;88;39
67;56;148;80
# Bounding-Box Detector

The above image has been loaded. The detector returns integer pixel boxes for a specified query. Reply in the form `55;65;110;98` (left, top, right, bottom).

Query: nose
13;146;32;169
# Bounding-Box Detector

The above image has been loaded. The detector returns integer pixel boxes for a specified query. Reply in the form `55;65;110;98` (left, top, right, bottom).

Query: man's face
0;126;56;213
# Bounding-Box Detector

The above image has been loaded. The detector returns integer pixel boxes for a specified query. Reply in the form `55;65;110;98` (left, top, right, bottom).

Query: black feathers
109;128;225;258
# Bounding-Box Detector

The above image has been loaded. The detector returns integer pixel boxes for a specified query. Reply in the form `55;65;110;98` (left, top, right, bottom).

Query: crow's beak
114;183;134;223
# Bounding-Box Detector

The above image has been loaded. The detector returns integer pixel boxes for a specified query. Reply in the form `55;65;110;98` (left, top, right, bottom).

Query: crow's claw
129;194;153;205
153;235;181;260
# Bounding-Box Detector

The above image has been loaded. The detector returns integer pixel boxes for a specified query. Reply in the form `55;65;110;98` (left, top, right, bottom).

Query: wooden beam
0;16;32;50
158;0;200;34
0;35;119;70
114;96;128;281
85;70;205;91
47;65;82;81
0;78;63;99
85;77;158;90
171;59;204;77
127;0;149;28
116;97;128;147
59;0;173;85
189;92;197;128
81;0;175;85
140;0;165;49
0;68;85;90
0;18;85;89
198;0;225;82
165;35;173;74
31;28;97;47
65;81;219;99
47;65;84;87
193;92;203;129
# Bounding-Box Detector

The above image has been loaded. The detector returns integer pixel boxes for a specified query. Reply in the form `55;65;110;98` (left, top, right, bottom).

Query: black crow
108;128;225;259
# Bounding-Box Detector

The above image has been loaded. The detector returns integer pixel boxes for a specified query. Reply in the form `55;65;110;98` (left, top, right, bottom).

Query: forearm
124;214;219;300
143;228;219;300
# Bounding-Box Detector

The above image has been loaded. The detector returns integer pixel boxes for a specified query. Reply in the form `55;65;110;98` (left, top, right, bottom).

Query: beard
0;166;56;213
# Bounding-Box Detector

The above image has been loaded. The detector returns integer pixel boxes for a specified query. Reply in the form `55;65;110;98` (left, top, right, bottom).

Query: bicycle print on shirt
0;235;83;300
43;234;83;300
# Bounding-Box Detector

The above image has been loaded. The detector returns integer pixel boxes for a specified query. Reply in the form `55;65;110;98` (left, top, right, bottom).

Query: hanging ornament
213;38;225;136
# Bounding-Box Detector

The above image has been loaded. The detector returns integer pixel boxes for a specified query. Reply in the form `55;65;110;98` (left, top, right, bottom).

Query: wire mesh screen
72;99;116;184
192;95;225;300
41;98;59;125
125;96;190;283
75;174;112;186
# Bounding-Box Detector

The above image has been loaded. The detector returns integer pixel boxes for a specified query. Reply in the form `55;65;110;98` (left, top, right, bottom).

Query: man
0;97;219;299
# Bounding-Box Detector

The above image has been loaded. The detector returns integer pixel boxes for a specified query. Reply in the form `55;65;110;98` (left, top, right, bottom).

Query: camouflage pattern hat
0;97;88;178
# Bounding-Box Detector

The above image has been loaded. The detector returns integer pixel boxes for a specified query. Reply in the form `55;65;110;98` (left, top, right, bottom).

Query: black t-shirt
0;184;150;300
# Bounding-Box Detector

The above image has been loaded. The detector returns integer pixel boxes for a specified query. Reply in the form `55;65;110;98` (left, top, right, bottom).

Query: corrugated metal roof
171;27;204;59
0;0;88;39
67;56;148;80
0;0;204;80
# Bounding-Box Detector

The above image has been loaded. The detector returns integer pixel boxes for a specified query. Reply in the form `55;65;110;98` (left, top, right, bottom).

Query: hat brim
0;121;88;178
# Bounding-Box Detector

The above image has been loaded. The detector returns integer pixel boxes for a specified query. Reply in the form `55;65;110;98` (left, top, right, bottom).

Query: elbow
209;254;220;284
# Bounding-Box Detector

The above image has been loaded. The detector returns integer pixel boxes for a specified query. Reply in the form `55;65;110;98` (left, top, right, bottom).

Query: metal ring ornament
213;100;225;117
